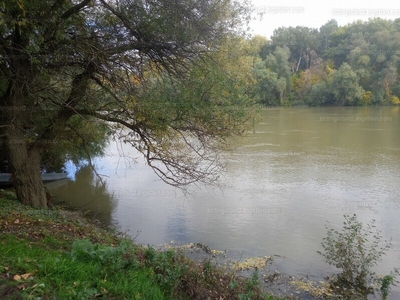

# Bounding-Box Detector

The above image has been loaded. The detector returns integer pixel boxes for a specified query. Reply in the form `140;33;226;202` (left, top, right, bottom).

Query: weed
379;271;400;300
70;239;131;266
229;280;239;289
144;246;187;296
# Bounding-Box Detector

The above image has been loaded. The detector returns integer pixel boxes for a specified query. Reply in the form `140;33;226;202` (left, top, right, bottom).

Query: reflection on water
48;166;117;225
50;107;400;299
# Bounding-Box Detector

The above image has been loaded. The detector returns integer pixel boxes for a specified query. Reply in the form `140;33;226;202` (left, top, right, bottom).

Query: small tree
318;214;398;299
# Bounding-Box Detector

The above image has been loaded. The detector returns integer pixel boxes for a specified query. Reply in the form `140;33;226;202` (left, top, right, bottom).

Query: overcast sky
248;0;400;38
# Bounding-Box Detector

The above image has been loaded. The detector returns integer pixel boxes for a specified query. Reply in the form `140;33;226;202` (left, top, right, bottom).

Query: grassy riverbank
0;191;288;300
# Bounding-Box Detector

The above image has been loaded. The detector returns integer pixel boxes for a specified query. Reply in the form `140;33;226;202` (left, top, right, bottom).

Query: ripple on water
52;107;400;299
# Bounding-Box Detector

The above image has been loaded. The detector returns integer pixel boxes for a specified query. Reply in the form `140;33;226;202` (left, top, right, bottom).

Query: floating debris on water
231;256;272;270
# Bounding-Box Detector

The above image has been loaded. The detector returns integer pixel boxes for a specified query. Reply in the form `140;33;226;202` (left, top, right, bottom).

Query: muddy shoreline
158;242;320;299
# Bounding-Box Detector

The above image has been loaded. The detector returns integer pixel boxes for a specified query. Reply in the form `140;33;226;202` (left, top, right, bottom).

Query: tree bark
4;125;47;208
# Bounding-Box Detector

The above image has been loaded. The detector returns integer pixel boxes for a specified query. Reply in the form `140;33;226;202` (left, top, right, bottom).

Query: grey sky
249;0;400;38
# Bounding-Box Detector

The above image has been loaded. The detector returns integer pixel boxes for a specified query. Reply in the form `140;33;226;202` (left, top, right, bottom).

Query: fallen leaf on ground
21;273;33;280
13;274;21;281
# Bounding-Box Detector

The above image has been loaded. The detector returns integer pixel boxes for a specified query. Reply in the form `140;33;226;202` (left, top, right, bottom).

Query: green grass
0;235;166;299
0;195;287;300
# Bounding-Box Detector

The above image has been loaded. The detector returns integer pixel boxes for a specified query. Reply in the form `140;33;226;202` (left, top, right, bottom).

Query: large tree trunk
4;125;47;208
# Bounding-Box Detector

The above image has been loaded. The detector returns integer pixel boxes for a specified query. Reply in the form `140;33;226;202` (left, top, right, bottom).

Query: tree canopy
0;0;255;207
249;18;400;106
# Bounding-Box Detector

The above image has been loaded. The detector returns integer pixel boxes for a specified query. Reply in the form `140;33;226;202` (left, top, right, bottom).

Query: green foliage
319;20;339;51
378;271;400;300
253;62;279;105
42;117;111;172
203;259;213;279
380;275;394;299
1;0;255;206
136;38;258;140
306;81;332;106
330;63;364;105
144;246;187;295
0;236;165;299
360;91;373;105
70;239;136;270
318;214;398;299
247;269;260;292
271;26;319;71
252;46;291;105
248;18;400;107
0;189;17;201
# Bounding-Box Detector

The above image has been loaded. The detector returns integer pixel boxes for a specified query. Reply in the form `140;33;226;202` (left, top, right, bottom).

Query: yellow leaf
21;273;33;280
13;275;21;281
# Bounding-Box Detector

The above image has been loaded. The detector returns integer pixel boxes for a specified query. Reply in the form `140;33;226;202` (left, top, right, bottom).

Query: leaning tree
0;0;255;207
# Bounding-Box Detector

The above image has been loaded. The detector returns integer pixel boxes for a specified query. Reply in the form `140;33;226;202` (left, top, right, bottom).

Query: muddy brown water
49;107;400;299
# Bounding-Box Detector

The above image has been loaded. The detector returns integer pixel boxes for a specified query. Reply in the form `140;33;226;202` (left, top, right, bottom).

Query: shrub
318;214;398;299
145;246;186;295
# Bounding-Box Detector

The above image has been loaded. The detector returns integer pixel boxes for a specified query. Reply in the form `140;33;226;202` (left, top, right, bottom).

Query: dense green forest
248;18;400;106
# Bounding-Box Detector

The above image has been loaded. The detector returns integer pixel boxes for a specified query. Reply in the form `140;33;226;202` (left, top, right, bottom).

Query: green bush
318;214;398;299
145;246;187;295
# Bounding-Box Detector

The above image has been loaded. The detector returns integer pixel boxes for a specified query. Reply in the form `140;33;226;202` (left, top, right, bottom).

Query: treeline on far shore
246;18;400;107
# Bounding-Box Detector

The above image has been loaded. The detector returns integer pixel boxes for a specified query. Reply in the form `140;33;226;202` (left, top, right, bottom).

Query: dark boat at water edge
0;173;68;186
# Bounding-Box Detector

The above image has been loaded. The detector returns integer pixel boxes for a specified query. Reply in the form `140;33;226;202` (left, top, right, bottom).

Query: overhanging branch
61;0;91;19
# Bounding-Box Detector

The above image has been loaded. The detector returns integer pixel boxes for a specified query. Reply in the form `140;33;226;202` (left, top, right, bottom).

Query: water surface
50;106;400;298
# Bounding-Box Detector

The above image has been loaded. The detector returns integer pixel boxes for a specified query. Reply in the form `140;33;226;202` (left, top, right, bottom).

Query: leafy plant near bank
318;214;399;299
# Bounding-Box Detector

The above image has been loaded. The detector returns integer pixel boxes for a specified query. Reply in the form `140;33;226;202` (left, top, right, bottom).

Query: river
49;106;400;299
